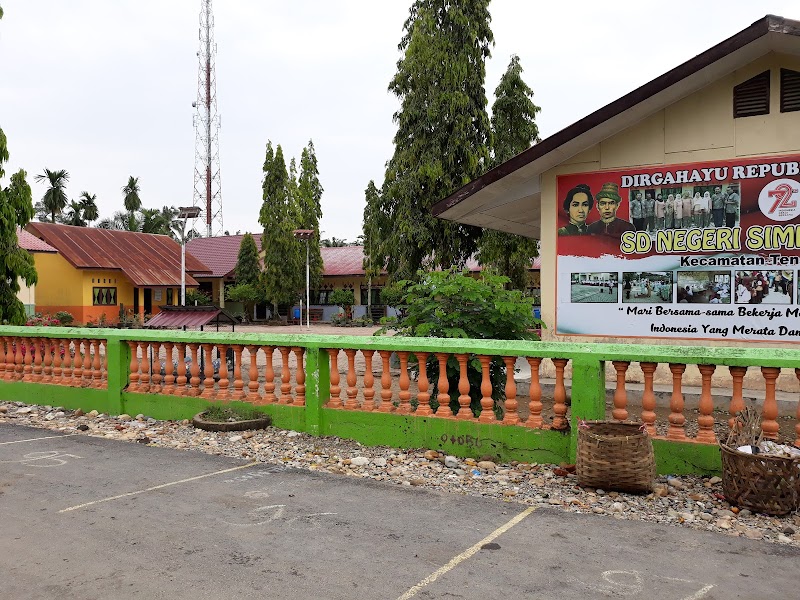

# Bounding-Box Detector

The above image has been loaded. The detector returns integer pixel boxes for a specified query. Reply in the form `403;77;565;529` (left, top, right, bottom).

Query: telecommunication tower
192;0;223;237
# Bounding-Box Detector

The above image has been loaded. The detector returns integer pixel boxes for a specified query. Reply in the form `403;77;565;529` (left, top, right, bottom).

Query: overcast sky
1;1;795;242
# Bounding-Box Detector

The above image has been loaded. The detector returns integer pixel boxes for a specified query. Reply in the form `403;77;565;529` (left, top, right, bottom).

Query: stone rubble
2;400;799;547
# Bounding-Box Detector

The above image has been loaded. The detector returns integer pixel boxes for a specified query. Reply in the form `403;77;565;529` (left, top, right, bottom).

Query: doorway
144;289;152;315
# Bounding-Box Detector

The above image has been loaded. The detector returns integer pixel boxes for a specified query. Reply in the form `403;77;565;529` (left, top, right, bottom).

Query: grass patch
200;404;264;423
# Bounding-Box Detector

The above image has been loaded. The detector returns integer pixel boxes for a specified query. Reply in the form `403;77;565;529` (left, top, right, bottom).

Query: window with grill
93;287;117;306
733;71;770;118
780;68;800;113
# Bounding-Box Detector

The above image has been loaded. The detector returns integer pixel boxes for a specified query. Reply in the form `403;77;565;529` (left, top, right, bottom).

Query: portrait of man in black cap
587;182;635;237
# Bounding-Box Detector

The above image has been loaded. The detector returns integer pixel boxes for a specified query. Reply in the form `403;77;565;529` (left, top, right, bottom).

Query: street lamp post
293;229;314;330
178;206;201;306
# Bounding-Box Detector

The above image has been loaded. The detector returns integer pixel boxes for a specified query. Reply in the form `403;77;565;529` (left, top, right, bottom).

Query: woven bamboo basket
576;421;655;493
719;443;800;516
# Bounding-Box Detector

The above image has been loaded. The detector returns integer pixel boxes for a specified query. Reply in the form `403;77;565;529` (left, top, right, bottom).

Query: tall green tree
62;191;100;227
374;0;493;281
34;168;69;223
63;200;87;226
0;130;38;325
122;176;141;213
477;54;541;290
362;180;385;312
296;140;324;291
259;142;303;317
234;232;261;286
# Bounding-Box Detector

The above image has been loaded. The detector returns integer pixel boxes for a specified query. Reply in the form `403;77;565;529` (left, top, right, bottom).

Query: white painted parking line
0;433;77;445
59;462;259;513
396;506;536;600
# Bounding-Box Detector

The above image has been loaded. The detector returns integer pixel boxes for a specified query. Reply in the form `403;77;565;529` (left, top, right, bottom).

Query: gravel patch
2;400;798;546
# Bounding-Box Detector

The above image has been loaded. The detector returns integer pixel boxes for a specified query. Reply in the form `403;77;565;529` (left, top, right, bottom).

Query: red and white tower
192;0;223;237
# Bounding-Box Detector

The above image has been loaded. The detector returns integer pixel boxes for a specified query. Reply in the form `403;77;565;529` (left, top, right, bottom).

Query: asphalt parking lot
1;423;799;600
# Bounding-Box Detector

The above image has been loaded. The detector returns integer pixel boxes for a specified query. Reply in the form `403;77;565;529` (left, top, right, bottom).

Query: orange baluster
42;338;53;383
127;341;139;391
728;366;747;429
201;344;215;399
0;337;6;379
612;361;629;421
149;342;162;393
52;340;63;384
455;353;472;420
69;339;83;385
175;343;187;396
640;362;657;435
92;340;102;388
4;337;14;381
162;342;175;394
552;358;569;430
362;350;376;411
293;347;305;406
760;367;780;440
415;352;431;416
23;337;34;382
696;364;717;443
215;344;228;400
344;349;359;409
82;339;93;388
396;351;411;414
502;356;519;425
31;338;43;382
188;343;201;396
667;363;686;440
103;348;108;386
14;337;24;380
377;350;393;412
247;346;260;402
279;347;292;404
263;346;276;403
138;342;150;393
526;357;543;428
794;369;800;447
327;349;343;408
231;345;245;400
434;353;453;418
478;355;495;423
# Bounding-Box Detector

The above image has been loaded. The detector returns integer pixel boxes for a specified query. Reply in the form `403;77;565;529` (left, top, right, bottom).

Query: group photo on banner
556;155;800;341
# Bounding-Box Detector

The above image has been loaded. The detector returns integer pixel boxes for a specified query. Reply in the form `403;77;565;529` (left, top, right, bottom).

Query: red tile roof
187;236;542;279
186;234;263;279
145;306;238;328
26;222;211;287
17;227;57;253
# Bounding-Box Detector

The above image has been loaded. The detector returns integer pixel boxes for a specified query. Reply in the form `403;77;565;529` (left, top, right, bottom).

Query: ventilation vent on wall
733;71;770;118
780;68;800;113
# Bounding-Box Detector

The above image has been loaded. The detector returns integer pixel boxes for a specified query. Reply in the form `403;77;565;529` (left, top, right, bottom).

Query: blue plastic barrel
534;308;541;320
293;308;301;319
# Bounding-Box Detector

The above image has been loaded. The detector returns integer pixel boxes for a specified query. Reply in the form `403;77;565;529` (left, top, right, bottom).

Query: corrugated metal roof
186;233;262;279
26;223;211;287
145;306;238;328
17;227;57;253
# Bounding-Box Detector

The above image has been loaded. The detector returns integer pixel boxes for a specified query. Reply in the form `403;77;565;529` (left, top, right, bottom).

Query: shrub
376;268;543;418
54;310;74;326
185;288;213;306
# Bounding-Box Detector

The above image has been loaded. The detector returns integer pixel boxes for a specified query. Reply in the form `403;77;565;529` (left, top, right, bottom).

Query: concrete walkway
1;423;798;599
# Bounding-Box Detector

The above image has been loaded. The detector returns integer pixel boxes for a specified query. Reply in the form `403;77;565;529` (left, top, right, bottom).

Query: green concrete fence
1;326;799;475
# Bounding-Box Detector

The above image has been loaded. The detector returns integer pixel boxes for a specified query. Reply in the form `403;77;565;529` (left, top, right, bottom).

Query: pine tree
297;140;324;292
477;54;541;290
234;232;261;286
259;142;303;317
0;129;38;325
378;0;494;281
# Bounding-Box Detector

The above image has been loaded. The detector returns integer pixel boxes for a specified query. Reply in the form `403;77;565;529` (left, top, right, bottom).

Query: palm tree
63;200;86;226
122;176;141;213
97;210;140;231
34;168;69;223
79;191;99;223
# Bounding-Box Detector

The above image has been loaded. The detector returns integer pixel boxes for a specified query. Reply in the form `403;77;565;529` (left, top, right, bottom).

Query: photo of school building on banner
556;154;800;342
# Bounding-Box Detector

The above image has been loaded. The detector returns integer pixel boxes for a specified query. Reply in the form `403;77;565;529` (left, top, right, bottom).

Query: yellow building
16;228;57;317
26;223;211;325
435;14;800;348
